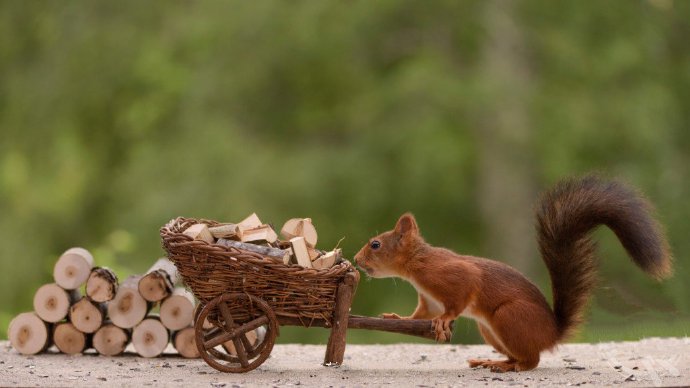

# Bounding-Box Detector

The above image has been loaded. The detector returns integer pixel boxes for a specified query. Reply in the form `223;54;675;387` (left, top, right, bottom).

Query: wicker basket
160;217;353;325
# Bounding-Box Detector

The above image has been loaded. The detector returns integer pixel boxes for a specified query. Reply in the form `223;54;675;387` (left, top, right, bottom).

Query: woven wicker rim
160;217;352;277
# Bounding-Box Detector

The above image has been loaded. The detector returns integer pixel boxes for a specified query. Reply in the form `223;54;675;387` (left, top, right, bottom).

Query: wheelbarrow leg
324;271;359;366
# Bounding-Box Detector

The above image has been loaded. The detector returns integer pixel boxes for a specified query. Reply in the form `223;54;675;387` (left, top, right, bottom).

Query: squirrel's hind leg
478;301;553;372
469;325;518;372
477;323;511;356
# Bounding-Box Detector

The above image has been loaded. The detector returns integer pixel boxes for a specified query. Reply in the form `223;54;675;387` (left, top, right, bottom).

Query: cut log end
173;327;199;358
281;218;318;248
139;259;178;302
54;322;89;354
93;324;130;356
53;247;94;290
160;289;195;331
8;312;50;355
132;318;169;358
69;297;106;334
138;272;172;302
108;276;150;329
86;267;118;303
33;283;78;323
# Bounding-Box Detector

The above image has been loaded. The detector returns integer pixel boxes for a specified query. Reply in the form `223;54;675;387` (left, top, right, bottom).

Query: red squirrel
354;175;672;372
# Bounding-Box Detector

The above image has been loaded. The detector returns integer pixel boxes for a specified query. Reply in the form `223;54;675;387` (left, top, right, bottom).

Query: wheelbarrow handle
277;314;451;341
347;315;447;341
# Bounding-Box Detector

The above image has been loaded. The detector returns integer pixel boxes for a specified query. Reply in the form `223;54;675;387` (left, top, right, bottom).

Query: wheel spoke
240;333;254;353
240;315;269;333
204;330;236;349
202;327;222;342
233;338;249;367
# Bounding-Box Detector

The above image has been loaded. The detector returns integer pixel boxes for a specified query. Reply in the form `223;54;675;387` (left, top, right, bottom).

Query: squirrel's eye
370;240;381;250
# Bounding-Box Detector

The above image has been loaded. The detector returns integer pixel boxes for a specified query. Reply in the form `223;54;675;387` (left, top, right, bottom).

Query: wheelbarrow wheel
194;293;278;373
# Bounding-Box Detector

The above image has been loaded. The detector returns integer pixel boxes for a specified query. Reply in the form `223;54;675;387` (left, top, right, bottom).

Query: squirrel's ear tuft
395;213;419;236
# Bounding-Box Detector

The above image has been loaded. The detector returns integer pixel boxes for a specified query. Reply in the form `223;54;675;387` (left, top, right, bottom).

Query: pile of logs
7;250;204;358
184;213;343;270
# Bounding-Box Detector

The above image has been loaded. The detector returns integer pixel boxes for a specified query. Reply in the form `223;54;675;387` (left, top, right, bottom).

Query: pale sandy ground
1;338;688;387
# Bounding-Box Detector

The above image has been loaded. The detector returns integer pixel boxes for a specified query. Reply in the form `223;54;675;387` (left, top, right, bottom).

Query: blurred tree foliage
1;1;688;344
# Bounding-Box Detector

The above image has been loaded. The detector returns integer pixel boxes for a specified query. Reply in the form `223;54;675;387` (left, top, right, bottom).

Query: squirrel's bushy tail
535;175;672;341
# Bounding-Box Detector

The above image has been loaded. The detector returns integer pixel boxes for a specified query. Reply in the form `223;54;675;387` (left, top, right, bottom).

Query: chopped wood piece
182;223;214;244
93;323;130;356
281;218;318;248
109;275;152;329
8;312;51;355
132;316;169;358
33;283;80;323
138;258;178;302
240;224;278;244
238;213;262;229
54;322;90;354
308;247;323;261
208;224;239;239
160;288;195;331
53;247;94;290
69;297;106;334
216;238;291;263
290;237;312;268
86;267;118;303
173;327;199;358
280;218;300;239
313;248;342;269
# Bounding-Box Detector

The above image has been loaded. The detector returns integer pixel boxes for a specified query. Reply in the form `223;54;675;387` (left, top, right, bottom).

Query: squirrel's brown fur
354;175;673;372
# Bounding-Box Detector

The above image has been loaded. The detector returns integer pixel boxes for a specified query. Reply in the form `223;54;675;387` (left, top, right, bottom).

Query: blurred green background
1;1;688;345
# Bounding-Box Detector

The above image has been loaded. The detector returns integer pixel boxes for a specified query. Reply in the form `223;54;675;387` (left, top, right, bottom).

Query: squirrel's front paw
432;317;453;343
381;313;403;320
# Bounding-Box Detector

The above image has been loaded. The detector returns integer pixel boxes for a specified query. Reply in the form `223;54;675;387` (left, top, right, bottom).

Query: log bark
93;322;130;356
160;288;195;331
138;258;178;302
132;316;170;358
108;275;152;329
8;312;52;355
69;297;107;334
53;322;90;354
215;238;291;263
86;267;118;302
53;247;94;290
172;326;199;358
33;283;80;323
